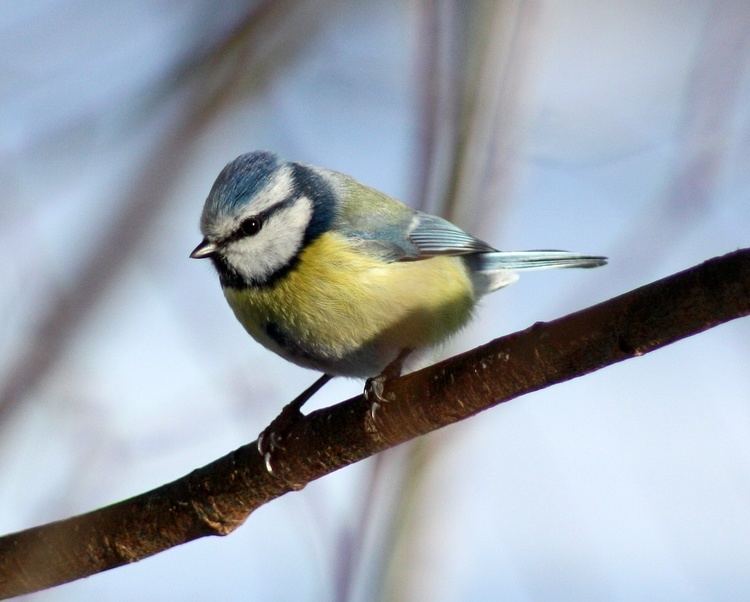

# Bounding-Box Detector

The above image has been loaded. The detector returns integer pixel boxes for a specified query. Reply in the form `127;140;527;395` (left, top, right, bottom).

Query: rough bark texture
1;248;748;598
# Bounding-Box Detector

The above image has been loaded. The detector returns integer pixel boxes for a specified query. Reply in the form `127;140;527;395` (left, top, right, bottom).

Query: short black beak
190;237;218;259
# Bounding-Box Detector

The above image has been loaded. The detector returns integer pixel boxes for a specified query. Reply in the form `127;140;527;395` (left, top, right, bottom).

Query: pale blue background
1;1;749;600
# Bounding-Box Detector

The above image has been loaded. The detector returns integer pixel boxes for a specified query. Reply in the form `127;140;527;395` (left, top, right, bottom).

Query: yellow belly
223;232;475;376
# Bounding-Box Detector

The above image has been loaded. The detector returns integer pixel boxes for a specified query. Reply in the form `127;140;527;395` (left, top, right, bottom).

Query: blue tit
190;151;606;454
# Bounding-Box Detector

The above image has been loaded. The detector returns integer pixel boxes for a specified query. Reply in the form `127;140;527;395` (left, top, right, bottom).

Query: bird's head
191;151;335;288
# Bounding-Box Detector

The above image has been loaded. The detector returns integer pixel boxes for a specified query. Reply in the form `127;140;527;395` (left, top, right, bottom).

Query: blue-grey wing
345;212;495;261
331;172;494;261
406;212;496;258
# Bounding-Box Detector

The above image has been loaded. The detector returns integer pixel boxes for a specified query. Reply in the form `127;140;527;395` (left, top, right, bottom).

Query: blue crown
205;151;281;216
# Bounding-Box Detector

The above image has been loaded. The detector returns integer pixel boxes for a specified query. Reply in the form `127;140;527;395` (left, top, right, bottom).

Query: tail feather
477;250;607;271
469;250;607;294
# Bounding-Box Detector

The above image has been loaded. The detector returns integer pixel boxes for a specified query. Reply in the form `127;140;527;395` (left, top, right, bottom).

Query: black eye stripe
222;196;297;244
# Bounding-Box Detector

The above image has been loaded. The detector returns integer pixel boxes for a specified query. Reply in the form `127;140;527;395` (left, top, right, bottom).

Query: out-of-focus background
1;1;749;600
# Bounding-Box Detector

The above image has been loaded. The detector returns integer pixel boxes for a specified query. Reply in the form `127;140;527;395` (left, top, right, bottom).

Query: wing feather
329;172;494;261
406;212;496;258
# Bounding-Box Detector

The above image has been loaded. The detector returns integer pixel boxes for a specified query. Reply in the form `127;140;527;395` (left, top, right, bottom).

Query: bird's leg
365;348;413;421
258;373;333;473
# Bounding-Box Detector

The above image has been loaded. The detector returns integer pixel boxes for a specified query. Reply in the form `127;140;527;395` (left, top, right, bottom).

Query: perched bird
191;151;606;466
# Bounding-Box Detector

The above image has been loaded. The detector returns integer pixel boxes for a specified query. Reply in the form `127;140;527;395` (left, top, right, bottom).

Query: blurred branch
606;1;750;275
346;3;460;600
379;3;540;599
334;452;386;602
0;0;322;425
440;0;536;232
166;0;333;117
411;0;460;213
1;248;749;598
661;0;749;215
377;440;434;602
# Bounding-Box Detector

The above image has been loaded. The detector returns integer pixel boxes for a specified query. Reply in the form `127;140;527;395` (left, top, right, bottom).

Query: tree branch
1;248;749;598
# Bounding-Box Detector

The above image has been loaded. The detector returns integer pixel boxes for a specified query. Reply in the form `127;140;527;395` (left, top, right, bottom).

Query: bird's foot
257;373;333;476
364;373;394;422
257;404;304;475
364;349;413;423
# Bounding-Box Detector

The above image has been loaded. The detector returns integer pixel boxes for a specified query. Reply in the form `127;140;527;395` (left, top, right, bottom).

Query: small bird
191;151;606;466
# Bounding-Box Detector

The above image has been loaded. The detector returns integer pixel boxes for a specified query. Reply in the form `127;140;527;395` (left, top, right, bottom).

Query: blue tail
469;250;607;293
477;250;607;271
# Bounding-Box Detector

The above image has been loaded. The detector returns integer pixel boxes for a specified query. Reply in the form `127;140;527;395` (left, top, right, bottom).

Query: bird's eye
240;216;262;237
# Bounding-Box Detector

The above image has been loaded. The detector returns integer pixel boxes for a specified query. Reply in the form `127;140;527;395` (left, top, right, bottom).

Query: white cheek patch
203;215;236;241
224;196;314;283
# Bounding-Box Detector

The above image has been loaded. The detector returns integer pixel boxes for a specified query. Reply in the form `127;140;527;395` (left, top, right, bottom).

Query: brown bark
1;248;748;599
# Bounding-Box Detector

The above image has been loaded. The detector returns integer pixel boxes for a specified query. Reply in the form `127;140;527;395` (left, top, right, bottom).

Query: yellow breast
223;232;475;376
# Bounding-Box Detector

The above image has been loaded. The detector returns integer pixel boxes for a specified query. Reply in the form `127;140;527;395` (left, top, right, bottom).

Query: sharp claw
258;429;287;474
264;452;275;475
256;375;333;478
364;350;410;424
365;375;390;424
369;401;381;422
